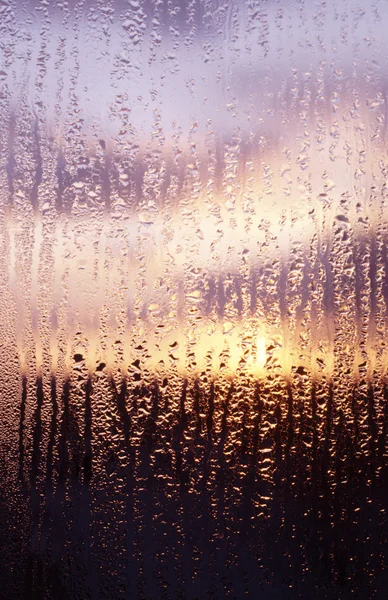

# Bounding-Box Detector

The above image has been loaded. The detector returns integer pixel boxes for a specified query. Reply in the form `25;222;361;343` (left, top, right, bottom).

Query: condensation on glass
0;1;387;598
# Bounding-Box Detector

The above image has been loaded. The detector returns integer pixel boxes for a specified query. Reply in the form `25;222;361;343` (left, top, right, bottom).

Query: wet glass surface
1;0;388;598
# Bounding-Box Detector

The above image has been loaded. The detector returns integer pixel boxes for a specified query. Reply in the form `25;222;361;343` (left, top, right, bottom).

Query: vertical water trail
86;223;107;372
5;101;26;372
278;220;292;377
38;376;58;577
64;230;77;375
367;223;378;378
31;216;43;374
28;375;44;598
50;220;64;375
93;220;108;371
124;217;137;373
105;237;120;373
8;217;26;373
5;107;16;213
18;376;28;483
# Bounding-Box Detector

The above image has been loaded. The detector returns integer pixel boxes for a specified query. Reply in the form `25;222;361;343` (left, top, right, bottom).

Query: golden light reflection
2;192;385;388
1;115;387;388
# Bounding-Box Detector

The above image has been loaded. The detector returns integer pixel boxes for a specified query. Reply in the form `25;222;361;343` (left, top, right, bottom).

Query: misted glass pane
0;0;387;598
